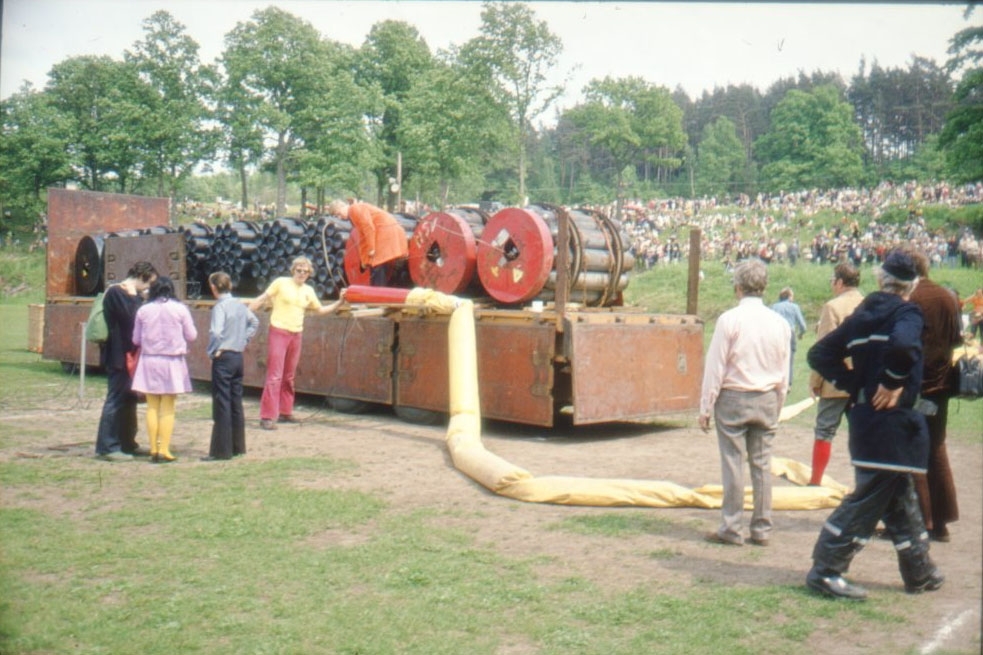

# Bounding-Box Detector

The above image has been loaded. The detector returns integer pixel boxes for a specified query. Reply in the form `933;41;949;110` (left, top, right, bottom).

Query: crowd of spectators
619;180;983;271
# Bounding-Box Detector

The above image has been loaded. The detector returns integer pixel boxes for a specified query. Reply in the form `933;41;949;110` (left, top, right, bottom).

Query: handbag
126;348;140;378
952;352;983;399
85;290;109;343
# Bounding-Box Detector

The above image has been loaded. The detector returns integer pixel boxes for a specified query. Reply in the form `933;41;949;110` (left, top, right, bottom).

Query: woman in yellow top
249;256;345;430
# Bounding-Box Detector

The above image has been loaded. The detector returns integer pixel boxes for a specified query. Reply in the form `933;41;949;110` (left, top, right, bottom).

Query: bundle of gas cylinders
75;204;635;308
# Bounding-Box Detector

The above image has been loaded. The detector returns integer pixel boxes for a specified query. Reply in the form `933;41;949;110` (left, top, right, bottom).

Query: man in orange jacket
327;199;408;286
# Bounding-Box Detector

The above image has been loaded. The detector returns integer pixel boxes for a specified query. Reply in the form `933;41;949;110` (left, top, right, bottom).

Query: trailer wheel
393;405;445;426
328;397;371;414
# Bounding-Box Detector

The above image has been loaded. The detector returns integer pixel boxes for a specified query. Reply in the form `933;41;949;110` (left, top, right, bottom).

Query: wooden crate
28;304;44;353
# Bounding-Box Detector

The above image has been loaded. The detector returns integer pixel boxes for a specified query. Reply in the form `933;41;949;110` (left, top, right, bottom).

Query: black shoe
806;569;868;600
200;455;231;462
905;569;945;594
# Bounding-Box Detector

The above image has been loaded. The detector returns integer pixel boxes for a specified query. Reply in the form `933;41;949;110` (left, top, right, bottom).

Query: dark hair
209;271;232;293
127;261;158;282
833;262;860;287
148;276;176;302
778;287;793;301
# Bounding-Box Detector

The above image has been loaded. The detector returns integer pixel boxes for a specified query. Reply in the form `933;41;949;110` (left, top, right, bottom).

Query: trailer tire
328;397;371;414
394;405;445;426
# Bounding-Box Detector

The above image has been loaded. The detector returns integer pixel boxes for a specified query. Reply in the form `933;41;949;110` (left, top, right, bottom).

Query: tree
849;57;953;174
558;76;685;215
459;2;565;203
292;40;379;210
696;117;746;198
0;84;74;223
398;58;510;206
939;12;983;183
124;11;219;202
754;85;864;191
356;20;436;208
45;55;153;192
220;7;344;215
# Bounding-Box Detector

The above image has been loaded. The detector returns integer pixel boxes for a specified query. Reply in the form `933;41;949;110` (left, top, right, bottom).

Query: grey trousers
814;396;849;442
713;388;781;542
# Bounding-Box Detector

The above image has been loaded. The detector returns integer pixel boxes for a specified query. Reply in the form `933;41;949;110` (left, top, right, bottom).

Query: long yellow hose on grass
415;290;847;510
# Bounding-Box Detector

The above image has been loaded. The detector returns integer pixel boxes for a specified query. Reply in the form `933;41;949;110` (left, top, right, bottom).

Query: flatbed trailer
40;189;704;427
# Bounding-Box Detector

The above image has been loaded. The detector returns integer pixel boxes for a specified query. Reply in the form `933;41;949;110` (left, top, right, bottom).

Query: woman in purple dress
131;276;198;462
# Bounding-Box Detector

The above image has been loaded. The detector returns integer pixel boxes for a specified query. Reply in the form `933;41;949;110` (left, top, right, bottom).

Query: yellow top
265;277;322;333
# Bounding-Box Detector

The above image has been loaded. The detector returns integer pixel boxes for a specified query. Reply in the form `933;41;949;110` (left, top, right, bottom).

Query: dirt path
4;390;981;653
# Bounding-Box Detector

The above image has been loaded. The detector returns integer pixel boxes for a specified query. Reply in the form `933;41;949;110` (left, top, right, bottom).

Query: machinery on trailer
39;188;704;427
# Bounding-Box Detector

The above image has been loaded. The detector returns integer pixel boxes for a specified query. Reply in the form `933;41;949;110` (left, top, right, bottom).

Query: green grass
0;454;906;655
1;231;981;654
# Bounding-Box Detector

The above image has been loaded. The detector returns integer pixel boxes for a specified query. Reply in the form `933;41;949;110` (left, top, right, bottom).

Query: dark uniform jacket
807;291;928;473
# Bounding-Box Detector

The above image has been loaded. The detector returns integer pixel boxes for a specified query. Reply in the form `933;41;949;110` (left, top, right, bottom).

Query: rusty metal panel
396;315;555;425
568;314;704;425
42;302;101;367
46;189;170;298
394;315;451;412
293;314;394;403
103;234;186;299
476;320;555;425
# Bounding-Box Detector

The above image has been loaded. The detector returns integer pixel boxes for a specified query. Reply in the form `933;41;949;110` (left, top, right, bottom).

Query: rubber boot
810;440;832;486
146;394;160;462
157;395;177;462
898;549;944;593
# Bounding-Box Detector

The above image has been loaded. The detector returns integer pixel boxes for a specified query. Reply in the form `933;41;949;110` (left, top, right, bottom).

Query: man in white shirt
699;259;791;547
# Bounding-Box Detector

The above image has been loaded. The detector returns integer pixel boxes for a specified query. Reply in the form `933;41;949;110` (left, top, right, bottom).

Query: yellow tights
145;394;177;460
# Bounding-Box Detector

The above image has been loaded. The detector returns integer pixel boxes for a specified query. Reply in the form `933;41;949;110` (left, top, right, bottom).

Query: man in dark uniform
805;250;943;600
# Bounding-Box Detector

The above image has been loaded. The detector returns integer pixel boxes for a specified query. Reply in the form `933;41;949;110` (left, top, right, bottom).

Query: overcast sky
1;1;975;115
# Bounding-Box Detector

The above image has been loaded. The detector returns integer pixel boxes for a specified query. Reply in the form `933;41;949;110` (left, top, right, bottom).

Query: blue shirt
770;299;807;339
207;293;259;358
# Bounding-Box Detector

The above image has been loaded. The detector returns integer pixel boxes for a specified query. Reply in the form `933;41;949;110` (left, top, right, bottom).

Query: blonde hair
290;256;314;273
326;199;349;218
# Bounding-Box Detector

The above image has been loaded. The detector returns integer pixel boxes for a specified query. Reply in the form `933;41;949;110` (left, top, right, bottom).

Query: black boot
898;551;944;594
806;565;868;600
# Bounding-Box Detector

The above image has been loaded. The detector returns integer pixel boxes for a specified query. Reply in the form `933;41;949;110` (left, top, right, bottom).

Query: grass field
1;243;980;654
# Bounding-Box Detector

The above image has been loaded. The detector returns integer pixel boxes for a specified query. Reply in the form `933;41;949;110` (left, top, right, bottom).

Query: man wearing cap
805;249;943;600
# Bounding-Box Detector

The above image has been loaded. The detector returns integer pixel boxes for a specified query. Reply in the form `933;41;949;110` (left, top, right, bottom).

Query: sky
1;1;976;117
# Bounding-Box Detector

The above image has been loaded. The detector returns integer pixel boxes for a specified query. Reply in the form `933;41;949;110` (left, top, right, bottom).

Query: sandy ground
3;388;981;654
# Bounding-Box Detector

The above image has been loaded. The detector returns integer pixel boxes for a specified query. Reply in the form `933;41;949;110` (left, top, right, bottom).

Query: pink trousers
259;326;302;420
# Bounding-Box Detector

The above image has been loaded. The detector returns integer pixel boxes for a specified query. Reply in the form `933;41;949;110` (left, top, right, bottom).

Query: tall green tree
398;58;509;206
754;85;864;191
939;11;983;183
292;40;379;210
0;84;74;222
124;11;219;202
559;76;685;215
45;55;152;192
356;20;436;208
459;2;565;203
220;7;341;215
695;116;746;198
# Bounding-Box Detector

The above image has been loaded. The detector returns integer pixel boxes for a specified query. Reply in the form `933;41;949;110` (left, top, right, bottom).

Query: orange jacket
349;202;408;267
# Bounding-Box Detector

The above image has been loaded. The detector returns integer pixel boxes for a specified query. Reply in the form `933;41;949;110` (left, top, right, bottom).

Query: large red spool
407;209;482;294
476;207;554;304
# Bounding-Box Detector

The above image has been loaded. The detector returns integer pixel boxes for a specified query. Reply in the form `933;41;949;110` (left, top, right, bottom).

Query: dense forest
1;2;980;231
